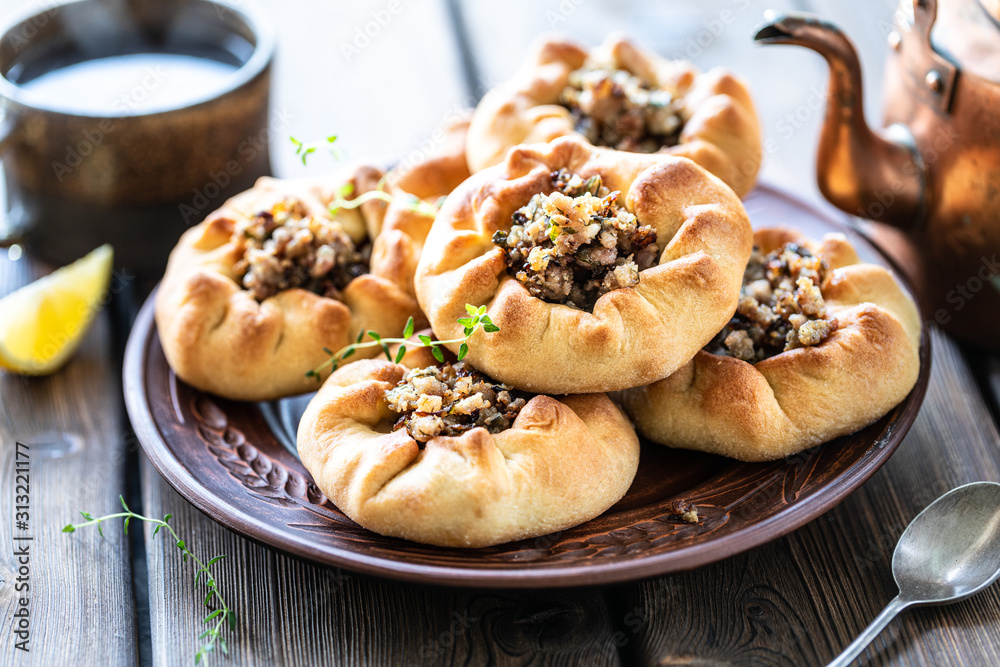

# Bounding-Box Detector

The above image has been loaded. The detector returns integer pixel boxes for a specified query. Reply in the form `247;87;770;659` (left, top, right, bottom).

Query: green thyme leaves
64;496;234;665
306;305;500;380
326;184;439;219
290;135;340;165
290;137;441;218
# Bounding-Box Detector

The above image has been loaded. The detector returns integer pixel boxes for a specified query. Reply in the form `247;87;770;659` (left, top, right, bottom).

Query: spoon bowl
828;481;1000;667
893;482;1000;604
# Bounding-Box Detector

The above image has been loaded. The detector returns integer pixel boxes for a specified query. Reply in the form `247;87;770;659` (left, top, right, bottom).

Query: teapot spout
755;13;925;226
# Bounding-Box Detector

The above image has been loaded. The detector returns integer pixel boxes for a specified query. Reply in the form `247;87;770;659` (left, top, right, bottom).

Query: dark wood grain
141;457;623;666
269;553;622;666
0;253;138;666
982;353;1000;422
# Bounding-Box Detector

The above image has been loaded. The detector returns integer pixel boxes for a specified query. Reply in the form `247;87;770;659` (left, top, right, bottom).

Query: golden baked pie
370;117;472;296
414;135;752;394
621;228;922;461
466;32;762;196
297;358;640;548
155;170;422;401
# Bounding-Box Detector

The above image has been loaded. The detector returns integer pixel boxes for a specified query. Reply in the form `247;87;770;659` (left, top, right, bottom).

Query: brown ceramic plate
124;184;930;588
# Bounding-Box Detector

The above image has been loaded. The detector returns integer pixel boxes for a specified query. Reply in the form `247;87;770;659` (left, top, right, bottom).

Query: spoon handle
827;596;909;667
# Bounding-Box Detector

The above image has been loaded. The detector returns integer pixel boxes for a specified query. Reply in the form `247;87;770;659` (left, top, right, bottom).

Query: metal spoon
829;481;1000;667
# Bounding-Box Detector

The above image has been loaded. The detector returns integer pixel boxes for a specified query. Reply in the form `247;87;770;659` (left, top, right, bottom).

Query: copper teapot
756;0;1000;349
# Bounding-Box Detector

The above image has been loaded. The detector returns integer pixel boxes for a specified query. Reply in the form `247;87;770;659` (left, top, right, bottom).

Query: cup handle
0;105;21;248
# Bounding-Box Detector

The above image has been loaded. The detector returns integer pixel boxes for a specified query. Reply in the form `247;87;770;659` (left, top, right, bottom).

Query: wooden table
3;0;1000;665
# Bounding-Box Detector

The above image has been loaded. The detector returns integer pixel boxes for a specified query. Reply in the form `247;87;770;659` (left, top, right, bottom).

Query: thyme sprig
291;135;443;217
290;134;341;165
326;172;441;219
306;304;499;380
63;496;234;665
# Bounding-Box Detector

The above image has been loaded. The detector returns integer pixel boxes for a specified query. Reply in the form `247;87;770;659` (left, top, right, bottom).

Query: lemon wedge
0;244;114;375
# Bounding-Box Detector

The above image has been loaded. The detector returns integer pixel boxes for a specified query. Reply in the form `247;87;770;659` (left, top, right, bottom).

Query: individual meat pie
494;168;659;311
466;32;762;196
414;135;753;394
621;228;922;461
155;170;422;401
296;358;640;548
370;117;472;296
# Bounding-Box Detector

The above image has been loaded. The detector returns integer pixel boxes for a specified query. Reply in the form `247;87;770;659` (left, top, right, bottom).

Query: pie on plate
296;358;640;548
466;32;762;197
370;117;472;296
621;228;922;461
415;135;753;394
155;170;422;401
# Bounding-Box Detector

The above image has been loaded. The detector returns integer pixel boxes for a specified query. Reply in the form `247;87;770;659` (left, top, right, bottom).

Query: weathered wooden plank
141;457;283;666
623;328;1000;667
982;354;1000;423
0;252;138;666
272;554;621;666
142;457;622;667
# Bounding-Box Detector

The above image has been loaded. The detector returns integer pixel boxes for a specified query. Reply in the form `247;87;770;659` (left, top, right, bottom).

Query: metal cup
0;0;275;274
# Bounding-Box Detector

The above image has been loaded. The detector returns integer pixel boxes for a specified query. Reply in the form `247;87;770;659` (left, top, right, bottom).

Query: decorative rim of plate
124;183;931;588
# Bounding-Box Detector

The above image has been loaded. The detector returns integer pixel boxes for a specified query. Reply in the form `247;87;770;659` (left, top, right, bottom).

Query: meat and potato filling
492;169;659;311
708;243;838;362
559;67;685;153
232;198;369;302
385;361;529;444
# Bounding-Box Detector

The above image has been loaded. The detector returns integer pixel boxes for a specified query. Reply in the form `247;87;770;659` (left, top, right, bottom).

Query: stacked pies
155;34;921;549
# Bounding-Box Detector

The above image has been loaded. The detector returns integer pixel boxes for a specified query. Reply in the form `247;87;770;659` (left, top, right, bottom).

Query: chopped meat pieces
559;67;685;153
708;243;838;362
384;361;530;444
232;198;369;302
667;499;699;524
492;169;659;311
723;330;755;361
